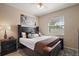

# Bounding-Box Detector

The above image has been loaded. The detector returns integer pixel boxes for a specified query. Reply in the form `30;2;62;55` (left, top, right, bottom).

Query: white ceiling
6;3;77;16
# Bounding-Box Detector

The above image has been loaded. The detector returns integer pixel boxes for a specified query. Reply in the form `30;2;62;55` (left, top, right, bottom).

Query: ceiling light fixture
36;3;44;9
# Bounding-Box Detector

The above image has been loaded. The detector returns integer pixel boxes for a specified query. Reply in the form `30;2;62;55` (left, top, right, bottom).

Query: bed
18;25;64;56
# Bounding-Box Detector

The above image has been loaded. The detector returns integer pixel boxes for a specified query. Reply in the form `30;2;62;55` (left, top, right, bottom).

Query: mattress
19;36;58;50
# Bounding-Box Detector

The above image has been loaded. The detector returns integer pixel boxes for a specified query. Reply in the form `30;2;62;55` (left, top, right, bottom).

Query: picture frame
20;14;36;27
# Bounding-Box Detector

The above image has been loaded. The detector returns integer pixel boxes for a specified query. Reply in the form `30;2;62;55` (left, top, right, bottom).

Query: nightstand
0;38;17;56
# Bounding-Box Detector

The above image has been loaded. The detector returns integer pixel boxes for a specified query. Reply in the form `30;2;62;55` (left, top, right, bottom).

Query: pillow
28;33;39;38
32;33;39;38
22;32;26;38
39;32;43;36
28;33;32;38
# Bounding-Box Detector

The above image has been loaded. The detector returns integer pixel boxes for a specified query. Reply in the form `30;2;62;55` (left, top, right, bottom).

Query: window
48;16;64;35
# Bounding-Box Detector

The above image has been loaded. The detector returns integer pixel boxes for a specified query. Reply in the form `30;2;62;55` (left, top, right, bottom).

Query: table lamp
0;24;11;39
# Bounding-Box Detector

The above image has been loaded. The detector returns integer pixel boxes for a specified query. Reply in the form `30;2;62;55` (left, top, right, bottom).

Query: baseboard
64;46;78;52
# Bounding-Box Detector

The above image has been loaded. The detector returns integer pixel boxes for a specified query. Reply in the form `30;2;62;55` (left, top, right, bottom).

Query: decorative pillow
32;33;39;38
28;33;39;38
39;32;43;36
22;32;26;38
28;33;32;38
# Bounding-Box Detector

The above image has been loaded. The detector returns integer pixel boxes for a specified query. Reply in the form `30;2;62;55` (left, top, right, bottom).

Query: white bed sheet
19;36;58;50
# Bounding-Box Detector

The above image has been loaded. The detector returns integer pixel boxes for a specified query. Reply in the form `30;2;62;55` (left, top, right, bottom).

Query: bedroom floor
5;48;78;56
58;48;78;56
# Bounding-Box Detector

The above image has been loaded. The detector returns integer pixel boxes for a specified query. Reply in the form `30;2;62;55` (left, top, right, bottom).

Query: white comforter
19;36;58;50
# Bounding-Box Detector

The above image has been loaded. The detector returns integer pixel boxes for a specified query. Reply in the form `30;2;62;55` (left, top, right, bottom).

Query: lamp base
4;34;7;39
4;30;7;39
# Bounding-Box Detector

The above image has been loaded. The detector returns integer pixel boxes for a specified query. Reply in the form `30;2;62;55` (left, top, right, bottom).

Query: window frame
48;16;64;36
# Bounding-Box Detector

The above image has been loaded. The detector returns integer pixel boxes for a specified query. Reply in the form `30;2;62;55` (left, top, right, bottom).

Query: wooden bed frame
18;25;64;56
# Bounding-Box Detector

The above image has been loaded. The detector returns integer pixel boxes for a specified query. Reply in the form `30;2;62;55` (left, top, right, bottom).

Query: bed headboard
18;25;39;38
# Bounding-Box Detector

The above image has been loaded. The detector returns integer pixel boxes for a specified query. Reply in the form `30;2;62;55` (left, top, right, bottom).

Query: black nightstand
0;38;17;56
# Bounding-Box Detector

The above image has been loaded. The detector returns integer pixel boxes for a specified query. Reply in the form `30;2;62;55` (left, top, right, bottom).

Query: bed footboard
48;41;62;56
34;38;63;56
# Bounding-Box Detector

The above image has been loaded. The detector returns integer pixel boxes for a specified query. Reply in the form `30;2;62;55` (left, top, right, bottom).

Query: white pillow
28;33;32;38
32;34;39;38
39;32;43;36
28;33;39;38
22;32;26;38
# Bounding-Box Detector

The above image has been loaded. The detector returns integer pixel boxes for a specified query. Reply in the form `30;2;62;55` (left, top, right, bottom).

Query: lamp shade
1;24;11;32
5;24;11;32
0;24;11;39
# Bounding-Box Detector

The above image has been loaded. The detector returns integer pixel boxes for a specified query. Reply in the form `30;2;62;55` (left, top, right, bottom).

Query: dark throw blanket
34;37;63;55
